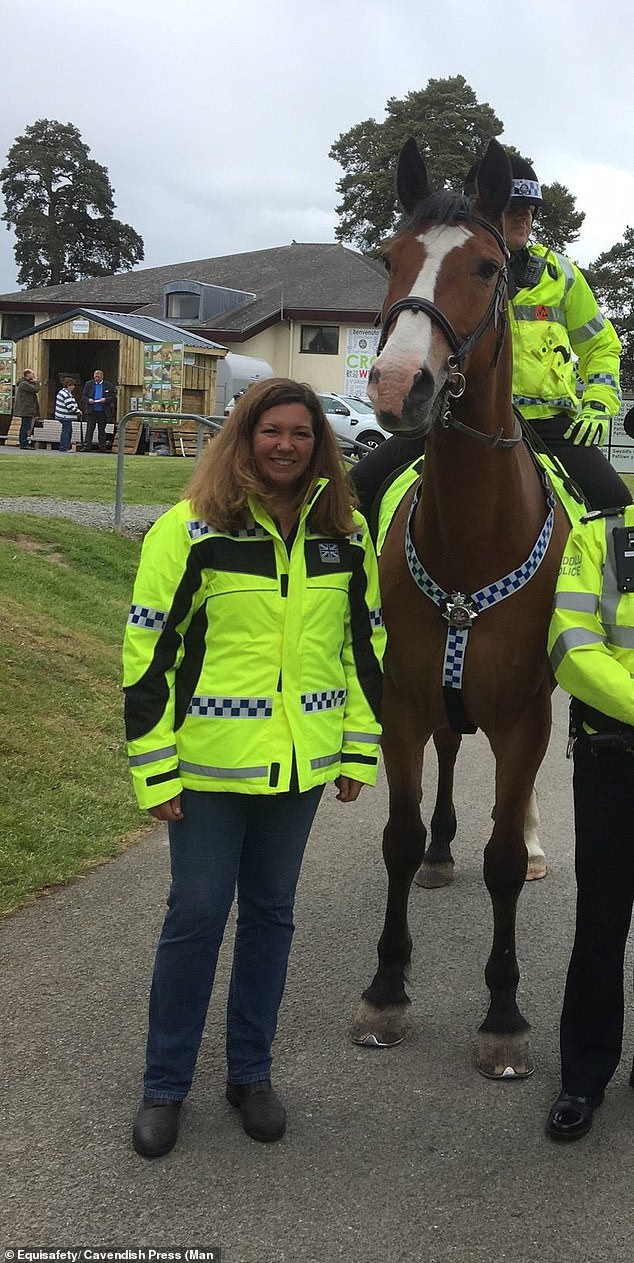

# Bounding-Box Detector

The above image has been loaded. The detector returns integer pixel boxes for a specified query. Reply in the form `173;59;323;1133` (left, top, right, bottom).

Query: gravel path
0;495;170;535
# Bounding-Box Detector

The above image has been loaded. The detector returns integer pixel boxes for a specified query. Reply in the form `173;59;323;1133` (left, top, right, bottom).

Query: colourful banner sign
0;340;14;414
344;328;380;398
142;342;184;413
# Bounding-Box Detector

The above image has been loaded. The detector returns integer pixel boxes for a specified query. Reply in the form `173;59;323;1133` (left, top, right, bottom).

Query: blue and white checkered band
511;178;541;201
443;628;469;689
369;606;383;627
127;603;168;631
187;519;212;540
187;695;273;718
230;525;269;538
406;484;555;692
301;689;347;712
319;542;340;563
588;372;618;388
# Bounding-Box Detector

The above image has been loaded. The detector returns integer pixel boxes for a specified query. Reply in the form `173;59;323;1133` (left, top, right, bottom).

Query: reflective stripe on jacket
511;244;621;424
548;504;634;726
122;480;385;808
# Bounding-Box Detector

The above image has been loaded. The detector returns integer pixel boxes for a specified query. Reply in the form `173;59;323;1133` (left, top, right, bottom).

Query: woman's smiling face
252;403;316;496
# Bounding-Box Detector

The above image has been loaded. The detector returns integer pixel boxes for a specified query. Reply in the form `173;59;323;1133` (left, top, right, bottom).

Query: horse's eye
478;260;499;281
382;254;391;274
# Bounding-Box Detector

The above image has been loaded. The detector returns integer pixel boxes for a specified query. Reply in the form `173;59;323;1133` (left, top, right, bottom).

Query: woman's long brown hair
184;378;357;535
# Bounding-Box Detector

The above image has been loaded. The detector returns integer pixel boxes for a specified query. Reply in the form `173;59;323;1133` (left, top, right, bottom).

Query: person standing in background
80;369;117;452
54;376;81;453
13;369;40;450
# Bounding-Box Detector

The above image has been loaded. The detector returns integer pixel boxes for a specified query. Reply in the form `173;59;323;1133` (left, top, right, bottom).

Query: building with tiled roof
0;243;387;400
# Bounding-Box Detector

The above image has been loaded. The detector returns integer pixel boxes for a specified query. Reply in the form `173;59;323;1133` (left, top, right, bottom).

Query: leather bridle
376;211;520;449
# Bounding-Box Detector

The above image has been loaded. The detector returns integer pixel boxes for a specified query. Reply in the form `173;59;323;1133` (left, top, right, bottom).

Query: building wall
235;320;377;395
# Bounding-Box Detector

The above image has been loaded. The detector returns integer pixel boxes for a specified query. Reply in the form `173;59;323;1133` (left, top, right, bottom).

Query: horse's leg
491;786;547;881
352;696;428;1048
414;728;461;888
524;786;547;881
476;697;551;1079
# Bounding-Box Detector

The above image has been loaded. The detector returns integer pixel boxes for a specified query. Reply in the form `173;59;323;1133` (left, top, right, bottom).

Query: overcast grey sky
1;0;633;294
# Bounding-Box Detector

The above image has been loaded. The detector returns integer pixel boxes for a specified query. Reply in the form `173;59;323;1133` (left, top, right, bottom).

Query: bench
5;416;115;451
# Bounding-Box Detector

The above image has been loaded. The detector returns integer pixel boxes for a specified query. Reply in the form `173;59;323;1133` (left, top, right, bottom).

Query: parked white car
317;393;389;453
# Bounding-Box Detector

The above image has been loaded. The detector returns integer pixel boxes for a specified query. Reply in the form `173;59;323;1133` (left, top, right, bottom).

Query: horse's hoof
414;859;455;888
476;1030;534;1079
351;1000;408;1048
526;855;547;881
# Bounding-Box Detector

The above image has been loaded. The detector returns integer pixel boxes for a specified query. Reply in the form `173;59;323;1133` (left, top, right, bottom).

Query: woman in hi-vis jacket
123;379;385;1158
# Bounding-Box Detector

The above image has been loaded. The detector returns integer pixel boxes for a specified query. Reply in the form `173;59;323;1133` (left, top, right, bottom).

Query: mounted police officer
351;149;630;522
545;497;634;1140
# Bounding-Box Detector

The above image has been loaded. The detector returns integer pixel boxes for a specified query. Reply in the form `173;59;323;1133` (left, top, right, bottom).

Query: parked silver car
317;393;388;453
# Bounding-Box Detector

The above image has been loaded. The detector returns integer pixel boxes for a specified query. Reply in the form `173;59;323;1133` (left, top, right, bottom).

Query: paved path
1;689;633;1262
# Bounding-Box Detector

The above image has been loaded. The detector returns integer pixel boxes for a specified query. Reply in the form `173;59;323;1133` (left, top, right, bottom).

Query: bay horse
352;137;569;1078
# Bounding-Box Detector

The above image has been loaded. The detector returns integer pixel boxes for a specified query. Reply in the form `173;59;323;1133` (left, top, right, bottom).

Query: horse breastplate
405;481;556;733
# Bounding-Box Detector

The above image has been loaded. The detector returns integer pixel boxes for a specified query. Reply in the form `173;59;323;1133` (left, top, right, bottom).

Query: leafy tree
330;77;583;255
536;180;585;253
586;227;634;392
0;119;144;287
330;76;504;254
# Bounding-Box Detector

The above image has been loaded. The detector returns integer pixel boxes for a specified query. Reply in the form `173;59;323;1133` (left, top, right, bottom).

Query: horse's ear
396;137;431;214
474;138;512;220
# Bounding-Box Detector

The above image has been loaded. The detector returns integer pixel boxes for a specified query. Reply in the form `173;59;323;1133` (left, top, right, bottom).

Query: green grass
0;451;194;505
0;512;148;914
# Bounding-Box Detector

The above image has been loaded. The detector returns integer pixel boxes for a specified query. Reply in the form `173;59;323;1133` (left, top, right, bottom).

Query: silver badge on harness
442;592;478;629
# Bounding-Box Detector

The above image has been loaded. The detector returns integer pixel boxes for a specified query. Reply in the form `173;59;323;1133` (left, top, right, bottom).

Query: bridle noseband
377;212;520;449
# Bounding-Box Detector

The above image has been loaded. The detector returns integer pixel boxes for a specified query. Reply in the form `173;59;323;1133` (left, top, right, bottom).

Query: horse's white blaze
371;224;472;416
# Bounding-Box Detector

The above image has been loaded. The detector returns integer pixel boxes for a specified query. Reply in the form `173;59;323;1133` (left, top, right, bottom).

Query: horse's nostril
409;368;434;403
369;365;380;385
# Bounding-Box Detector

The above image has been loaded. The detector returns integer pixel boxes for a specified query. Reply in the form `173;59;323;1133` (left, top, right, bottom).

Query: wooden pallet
112;420;143;455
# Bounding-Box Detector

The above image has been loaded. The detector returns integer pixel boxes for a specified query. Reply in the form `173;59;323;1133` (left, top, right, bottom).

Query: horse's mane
400;190;475;234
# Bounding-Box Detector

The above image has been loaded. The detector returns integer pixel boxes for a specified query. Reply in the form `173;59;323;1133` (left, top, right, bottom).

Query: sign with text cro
343;328;380;398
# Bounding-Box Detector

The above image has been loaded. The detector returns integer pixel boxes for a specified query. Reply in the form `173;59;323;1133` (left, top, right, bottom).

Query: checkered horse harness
405;475;557;733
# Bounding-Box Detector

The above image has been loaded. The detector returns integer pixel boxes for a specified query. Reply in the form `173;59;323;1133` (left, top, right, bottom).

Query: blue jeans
143;785;324;1101
58;418;73;451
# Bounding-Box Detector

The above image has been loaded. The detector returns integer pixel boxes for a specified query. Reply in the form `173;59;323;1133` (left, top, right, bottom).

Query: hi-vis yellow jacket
548;504;634;726
510;244;621;424
123;480;385;809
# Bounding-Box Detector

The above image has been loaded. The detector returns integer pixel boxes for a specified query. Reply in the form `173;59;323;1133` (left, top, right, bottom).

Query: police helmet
464;152;543;210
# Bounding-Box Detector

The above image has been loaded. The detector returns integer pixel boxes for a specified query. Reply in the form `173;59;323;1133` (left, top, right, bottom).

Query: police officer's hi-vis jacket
510;244;621;425
548;504;634;729
123;480;385;810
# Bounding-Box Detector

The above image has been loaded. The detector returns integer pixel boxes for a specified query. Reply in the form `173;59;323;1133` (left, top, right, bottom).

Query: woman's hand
335;776;364;803
149;796;183;822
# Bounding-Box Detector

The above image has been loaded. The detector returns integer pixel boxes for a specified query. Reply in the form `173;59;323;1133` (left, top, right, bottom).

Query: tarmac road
1;687;633;1263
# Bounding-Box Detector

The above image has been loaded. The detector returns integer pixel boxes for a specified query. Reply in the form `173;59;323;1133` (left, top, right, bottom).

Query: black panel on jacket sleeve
347;546;383;723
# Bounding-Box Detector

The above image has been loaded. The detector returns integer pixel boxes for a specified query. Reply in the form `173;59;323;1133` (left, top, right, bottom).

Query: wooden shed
6;307;226;453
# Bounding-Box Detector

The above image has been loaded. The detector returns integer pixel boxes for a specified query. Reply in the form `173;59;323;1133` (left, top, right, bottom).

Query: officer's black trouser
532;416;631;511
351;435;424;523
560;730;634;1095
350;415;631;523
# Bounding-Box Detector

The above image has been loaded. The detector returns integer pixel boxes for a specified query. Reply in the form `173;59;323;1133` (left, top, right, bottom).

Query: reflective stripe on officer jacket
510;244;621;424
122;481;385;809
548;505;634;728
